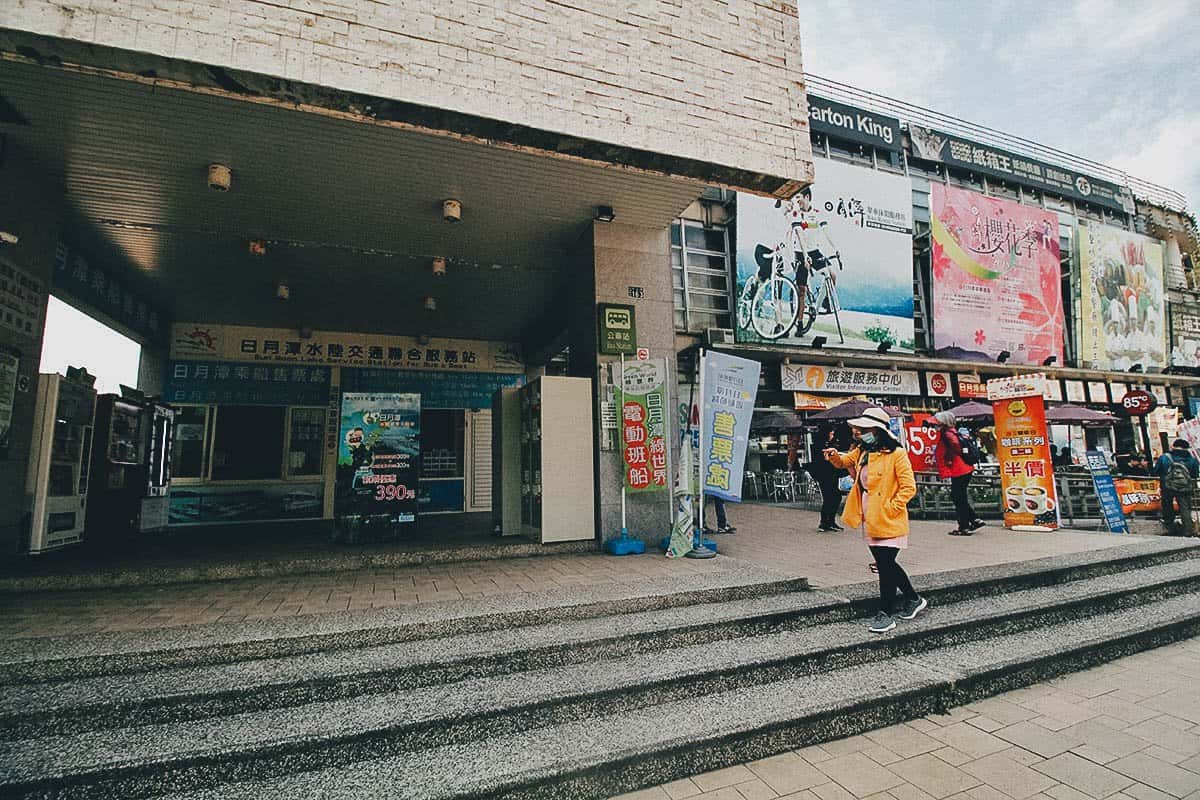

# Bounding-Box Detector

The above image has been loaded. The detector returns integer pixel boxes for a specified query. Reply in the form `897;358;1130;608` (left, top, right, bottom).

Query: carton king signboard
989;374;1059;530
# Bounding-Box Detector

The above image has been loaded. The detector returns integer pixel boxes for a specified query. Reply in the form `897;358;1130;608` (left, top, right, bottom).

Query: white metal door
466;410;493;512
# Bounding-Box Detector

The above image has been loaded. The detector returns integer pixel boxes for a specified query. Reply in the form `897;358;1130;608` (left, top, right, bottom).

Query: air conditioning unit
706;328;736;346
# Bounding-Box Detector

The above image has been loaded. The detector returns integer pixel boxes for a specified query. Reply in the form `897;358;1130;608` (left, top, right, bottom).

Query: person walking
933;411;984;536
704;494;736;534
806;424;848;532
823;407;926;634
1156;439;1199;537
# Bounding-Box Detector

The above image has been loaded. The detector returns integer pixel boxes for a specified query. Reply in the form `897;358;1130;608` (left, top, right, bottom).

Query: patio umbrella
1045;403;1116;427
947;400;994;423
807;398;874;421
750;410;808;434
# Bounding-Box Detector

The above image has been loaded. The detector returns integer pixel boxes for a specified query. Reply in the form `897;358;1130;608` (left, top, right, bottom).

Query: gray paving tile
890;754;982;799
961;752;1057;800
864;726;946;759
695;766;759;792
1034;753;1136;798
1109;752;1200;798
1124;720;1200;758
1059;719;1154;760
815;753;905;799
663;778;704;800
997;721;1087;759
929;723;1011;760
748;753;828;795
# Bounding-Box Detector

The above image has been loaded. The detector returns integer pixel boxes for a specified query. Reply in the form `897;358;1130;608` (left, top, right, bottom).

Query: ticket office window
171;404;326;483
421;410;465;478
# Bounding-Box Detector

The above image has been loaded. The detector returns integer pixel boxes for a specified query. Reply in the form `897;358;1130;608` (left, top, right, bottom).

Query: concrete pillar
0;149;63;559
589;221;677;544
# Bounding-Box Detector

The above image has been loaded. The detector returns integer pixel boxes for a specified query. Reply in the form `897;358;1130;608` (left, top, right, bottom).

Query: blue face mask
859;431;877;445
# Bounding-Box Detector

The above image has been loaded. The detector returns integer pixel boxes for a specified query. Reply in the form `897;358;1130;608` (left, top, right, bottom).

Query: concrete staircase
1;539;1198;799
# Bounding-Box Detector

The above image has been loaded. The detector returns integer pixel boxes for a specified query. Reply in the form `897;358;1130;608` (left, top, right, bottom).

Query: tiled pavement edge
615;637;1200;800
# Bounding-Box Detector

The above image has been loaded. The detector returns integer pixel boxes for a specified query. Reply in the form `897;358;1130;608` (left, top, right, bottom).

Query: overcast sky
798;0;1200;215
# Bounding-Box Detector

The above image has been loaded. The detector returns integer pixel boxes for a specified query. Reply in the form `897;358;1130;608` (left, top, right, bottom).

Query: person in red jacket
934;411;984;536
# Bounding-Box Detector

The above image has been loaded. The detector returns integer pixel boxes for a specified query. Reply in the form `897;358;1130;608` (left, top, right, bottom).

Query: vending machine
86;388;175;538
26;369;97;553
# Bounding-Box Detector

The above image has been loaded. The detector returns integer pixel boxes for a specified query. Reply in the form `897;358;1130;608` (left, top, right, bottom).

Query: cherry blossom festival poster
930;184;1064;365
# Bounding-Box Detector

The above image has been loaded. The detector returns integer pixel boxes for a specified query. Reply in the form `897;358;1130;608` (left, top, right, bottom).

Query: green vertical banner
617;358;668;493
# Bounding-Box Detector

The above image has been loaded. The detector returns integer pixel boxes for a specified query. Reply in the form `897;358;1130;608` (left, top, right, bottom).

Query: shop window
171;405;210;480
1020;186;1043;206
877;148;905;173
987;179;1019;201
671;220;732;333
810;132;829;156
906;159;945;180
421;410;464;478
287;407;326;477
210;405;287;481
948;169;984;192
827;136;873;166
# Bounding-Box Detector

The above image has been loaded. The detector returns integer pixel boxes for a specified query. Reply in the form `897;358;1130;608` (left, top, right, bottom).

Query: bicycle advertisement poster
733;156;914;351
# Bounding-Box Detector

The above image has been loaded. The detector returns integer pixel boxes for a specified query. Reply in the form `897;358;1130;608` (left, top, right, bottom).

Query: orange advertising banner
1113;478;1162;513
994;393;1059;529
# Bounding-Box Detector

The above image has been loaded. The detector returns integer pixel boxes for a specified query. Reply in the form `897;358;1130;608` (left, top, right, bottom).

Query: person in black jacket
806;423;849;531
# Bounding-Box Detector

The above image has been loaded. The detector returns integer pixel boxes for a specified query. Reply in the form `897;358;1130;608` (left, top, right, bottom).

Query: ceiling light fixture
997;350;1011;363
594;205;615;222
249;240;267;256
275;282;290;301
424;296;437;311
208;163;232;192
432;257;446;277
811;336;827;350
442;199;462;223
1042;355;1057;366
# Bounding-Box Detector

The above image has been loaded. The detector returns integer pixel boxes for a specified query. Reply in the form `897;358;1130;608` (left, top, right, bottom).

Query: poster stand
686;358;716;559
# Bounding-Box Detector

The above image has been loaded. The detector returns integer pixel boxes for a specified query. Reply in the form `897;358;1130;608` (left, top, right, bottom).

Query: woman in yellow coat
824;407;927;633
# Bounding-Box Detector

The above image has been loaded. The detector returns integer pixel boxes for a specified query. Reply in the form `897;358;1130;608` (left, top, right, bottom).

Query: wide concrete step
4;545;1198;744
0;569;813;685
5;593;1197;800
3;538;1193;690
2;561;1199;799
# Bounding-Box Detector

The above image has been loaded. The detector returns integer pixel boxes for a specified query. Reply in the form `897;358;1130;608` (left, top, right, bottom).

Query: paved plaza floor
614;636;1200;800
0;503;1160;639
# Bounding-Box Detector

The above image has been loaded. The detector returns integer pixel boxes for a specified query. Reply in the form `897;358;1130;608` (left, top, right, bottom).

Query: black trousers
949;473;977;530
1162;490;1194;536
817;477;842;526
869;545;918;615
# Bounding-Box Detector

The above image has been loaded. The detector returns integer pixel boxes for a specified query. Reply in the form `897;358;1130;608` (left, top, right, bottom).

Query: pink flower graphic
974;330;986;346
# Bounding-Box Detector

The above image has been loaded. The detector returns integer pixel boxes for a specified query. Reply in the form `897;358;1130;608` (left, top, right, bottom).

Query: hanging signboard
1077;225;1166;371
1084;450;1129;534
336;393;420;523
806;95;903;153
1045;380;1064;402
930;184;1064;366
956;374;988;399
735;157;914;350
700;351;760;502
1114;477;1162;513
990;374;1058;530
1119;389;1156;417
171;323;523;373
908;126;1133;213
1169;307;1200;368
926;372;953;398
598;303;637;355
53;242;164;341
616;358;668;493
781;363;920;395
905;413;940;473
1087;382;1110;404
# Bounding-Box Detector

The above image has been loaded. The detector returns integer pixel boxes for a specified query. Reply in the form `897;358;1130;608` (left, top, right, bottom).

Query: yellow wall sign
170;323;524;374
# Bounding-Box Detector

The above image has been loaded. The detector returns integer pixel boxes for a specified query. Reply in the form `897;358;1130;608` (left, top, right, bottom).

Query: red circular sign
929;374;948;395
1119;390;1156;417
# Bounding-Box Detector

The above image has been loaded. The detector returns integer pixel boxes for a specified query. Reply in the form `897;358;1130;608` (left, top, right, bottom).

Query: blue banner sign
1085;449;1129;534
342;368;524;409
700;350;761;502
166;360;331;406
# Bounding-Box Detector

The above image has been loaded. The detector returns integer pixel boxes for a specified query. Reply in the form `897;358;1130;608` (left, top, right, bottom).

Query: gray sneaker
868;612;897;634
898;596;928;620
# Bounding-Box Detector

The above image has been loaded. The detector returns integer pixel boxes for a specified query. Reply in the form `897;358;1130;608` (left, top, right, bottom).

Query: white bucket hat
847;407;900;443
